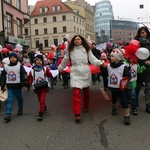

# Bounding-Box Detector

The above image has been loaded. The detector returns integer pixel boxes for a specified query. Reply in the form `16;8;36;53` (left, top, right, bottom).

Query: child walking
106;49;131;125
1;52;28;122
28;54;52;121
100;52;110;91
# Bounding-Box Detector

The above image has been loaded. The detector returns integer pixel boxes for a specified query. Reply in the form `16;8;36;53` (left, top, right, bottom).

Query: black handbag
33;68;48;90
33;81;48;90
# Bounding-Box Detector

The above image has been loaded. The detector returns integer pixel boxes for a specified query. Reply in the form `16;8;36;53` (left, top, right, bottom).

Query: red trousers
72;87;90;115
36;90;47;113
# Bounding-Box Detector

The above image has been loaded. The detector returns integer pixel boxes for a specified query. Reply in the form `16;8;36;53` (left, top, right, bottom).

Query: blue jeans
6;89;23;114
126;88;137;108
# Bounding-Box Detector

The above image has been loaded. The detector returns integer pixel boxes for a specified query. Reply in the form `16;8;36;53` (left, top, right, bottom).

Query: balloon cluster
124;40;150;63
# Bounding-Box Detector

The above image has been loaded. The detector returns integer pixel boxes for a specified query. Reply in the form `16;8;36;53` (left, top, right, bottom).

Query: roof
31;0;73;17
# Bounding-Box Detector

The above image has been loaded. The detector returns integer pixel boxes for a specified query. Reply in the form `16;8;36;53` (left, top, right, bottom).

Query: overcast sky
28;0;150;23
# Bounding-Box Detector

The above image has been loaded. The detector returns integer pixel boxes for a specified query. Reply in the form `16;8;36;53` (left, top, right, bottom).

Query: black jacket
91;48;100;60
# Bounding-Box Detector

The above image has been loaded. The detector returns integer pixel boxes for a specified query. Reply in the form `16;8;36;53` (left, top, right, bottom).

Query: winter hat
9;52;18;59
110;49;125;61
106;42;113;48
101;52;107;58
24;58;30;63
34;54;44;64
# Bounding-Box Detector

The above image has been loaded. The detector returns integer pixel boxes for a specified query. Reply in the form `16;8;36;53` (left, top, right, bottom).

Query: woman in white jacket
58;35;103;123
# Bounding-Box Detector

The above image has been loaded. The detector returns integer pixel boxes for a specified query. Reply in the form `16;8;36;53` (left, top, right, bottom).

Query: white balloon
0;45;2;52
65;34;70;39
16;44;23;51
135;47;150;60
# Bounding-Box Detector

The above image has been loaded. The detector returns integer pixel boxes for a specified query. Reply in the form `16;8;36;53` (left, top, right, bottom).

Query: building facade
94;0;114;44
3;0;29;48
65;0;95;42
110;20;139;44
27;0;86;51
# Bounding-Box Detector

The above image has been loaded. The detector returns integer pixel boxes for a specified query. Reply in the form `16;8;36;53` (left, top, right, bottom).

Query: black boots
17;109;23;116
4;114;11;122
37;112;43;121
112;104;117;115
146;104;150;113
75;114;81;123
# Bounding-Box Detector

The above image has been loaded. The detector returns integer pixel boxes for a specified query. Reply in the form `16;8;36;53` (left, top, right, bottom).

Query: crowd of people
0;26;150;125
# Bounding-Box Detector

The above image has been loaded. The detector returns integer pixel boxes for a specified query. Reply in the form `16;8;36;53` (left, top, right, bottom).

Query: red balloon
13;48;19;53
130;40;140;49
48;53;54;59
2;48;9;54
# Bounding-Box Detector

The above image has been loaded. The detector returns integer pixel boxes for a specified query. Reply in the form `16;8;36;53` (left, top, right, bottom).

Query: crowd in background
0;26;150;125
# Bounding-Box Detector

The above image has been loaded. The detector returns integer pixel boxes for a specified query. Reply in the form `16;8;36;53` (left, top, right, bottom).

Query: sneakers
37;112;43;121
4;114;11;122
132;109;138;115
75;114;81;123
124;116;130;125
17;109;23;116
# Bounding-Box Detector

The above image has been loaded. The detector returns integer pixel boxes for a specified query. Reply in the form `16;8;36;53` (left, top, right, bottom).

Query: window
73;16;75;21
34;19;38;24
24;29;28;35
6;13;13;34
62;15;66;21
44;28;47;34
53;27;57;33
16;0;21;9
54;39;58;46
17;18;22;37
74;27;76;33
35;29;38;35
43;18;47;23
44;39;49;47
40;7;48;13
35;40;39;48
52;6;60;12
53;16;57;22
5;0;11;4
63;26;67;32
139;4;144;9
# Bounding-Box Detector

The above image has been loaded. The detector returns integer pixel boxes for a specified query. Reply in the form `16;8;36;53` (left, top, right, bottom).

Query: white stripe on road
100;88;111;101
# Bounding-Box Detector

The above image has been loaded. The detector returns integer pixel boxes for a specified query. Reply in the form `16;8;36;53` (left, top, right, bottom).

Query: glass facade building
94;0;114;44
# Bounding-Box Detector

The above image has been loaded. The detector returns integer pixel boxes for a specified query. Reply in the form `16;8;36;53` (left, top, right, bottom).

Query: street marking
100;88;111;101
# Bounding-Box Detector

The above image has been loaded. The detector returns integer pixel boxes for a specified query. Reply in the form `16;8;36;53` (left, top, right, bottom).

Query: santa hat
110;49;125;61
59;43;66;50
51;45;56;50
101;52;107;58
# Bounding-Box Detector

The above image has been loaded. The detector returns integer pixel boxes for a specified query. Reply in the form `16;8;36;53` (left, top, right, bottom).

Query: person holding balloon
134;26;150;113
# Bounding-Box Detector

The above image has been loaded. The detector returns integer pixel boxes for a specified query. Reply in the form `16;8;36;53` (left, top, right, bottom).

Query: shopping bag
0;87;8;101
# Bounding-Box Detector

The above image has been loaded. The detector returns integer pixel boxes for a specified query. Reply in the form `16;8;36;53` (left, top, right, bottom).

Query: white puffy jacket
58;45;102;89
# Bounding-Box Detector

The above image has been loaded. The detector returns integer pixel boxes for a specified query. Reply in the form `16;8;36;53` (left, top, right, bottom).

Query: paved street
0;79;150;150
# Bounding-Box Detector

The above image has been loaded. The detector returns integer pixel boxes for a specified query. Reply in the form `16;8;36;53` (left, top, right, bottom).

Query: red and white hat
101;52;107;57
111;49;125;61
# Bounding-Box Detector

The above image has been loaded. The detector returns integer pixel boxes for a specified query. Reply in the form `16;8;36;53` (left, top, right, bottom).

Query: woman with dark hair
134;26;150;113
58;35;103;123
